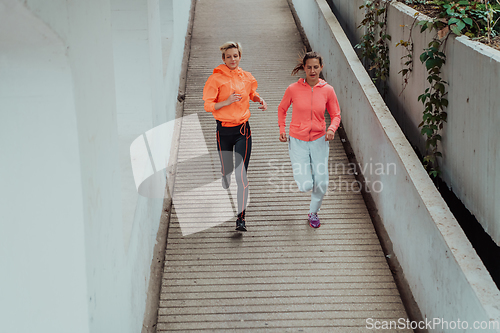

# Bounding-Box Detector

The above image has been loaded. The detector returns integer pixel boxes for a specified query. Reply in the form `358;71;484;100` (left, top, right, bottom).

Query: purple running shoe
308;213;321;228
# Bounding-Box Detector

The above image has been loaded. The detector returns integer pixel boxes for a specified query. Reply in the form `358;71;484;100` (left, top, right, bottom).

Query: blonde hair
220;41;242;59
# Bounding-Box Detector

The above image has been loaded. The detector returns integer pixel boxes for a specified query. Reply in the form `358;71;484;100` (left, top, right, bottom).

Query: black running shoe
235;216;247;231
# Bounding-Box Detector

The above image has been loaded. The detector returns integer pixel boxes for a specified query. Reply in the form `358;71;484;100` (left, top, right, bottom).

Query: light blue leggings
289;136;329;213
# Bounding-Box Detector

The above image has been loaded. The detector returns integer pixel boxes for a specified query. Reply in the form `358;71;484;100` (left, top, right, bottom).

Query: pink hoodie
278;78;341;141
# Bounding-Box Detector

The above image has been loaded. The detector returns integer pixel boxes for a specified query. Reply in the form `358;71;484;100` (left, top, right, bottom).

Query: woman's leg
288;137;314;192
233;124;252;217
216;130;235;188
309;136;330;213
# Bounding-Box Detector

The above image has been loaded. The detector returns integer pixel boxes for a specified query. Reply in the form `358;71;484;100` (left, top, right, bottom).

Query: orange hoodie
278;78;341;141
203;64;261;127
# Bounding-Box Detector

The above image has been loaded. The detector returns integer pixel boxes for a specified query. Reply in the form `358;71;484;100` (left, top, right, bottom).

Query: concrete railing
328;0;500;248
290;0;500;331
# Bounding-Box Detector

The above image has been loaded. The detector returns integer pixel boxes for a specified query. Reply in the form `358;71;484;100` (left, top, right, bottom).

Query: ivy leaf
463;17;473;26
426;58;440;70
420;21;429;32
420;52;429;63
421;128;434;137
451;24;462;35
434;83;445;94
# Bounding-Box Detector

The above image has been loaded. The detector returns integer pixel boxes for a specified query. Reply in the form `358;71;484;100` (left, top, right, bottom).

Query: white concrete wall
290;0;500;331
325;0;365;48
0;1;89;331
0;0;191;332
441;36;500;247
326;0;500;247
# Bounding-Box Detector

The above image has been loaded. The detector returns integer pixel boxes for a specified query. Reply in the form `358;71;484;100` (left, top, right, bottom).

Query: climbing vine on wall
395;18;417;95
355;0;393;98
356;0;455;178
416;19;450;177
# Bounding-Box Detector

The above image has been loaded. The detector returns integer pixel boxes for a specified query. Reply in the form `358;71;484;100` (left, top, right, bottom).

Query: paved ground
157;0;411;331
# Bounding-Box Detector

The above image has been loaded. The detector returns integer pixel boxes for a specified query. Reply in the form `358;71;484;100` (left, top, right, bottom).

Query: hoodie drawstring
239;122;251;138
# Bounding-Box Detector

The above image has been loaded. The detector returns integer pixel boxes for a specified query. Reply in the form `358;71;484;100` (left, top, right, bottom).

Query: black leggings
216;121;252;216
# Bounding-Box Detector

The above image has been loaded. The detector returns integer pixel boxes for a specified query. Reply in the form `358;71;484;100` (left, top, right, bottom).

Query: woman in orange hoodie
278;51;341;228
203;41;267;232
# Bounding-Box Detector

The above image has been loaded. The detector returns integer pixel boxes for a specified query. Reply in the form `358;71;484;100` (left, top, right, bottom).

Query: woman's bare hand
258;98;267;111
279;132;287;142
325;130;335;141
225;91;242;106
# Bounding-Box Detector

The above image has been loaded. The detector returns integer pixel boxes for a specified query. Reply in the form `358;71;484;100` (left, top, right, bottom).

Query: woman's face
304;58;323;82
223;47;241;70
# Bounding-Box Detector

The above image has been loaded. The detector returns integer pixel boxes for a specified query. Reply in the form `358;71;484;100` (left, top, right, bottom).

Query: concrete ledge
291;0;500;330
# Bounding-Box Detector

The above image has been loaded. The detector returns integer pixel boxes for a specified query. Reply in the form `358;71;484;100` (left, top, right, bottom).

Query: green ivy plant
442;1;475;35
485;0;500;43
355;0;393;97
416;18;450;178
396;17;417;94
358;0;498;178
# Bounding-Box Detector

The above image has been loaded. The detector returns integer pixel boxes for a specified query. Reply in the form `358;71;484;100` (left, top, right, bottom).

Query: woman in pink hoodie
203;41;267;232
278;51;341;228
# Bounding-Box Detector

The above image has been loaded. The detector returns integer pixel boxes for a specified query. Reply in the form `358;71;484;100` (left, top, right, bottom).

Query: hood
213;64;243;77
298;78;328;88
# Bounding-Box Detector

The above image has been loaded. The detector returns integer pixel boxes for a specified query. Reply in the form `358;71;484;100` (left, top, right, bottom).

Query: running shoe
235;216;247;232
308;212;321;228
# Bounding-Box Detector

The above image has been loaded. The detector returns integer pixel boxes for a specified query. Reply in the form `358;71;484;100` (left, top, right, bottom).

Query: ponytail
291;63;304;76
291;51;323;76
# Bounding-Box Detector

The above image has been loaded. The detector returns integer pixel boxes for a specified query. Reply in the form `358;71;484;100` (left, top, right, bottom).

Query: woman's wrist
214;100;226;110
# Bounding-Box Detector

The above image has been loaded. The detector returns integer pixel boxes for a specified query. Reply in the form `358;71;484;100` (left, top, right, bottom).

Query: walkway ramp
157;0;411;331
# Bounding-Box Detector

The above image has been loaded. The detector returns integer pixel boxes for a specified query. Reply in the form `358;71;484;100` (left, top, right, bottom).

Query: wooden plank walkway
157;0;411;331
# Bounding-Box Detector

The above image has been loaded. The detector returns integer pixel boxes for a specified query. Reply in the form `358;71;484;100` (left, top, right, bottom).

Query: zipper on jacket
310;86;314;141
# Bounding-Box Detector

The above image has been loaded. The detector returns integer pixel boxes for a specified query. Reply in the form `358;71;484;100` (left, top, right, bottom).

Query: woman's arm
203;75;219;112
203;74;242;111
214;92;242;110
251;95;267;110
278;87;292;141
325;86;341;141
249;75;267;110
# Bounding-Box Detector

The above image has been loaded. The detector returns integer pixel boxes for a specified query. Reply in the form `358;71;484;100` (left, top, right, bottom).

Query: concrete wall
326;0;500;247
0;0;191;332
290;0;500;331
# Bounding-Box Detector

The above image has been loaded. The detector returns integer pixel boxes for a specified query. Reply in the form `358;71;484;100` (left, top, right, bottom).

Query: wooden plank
156;0;410;331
